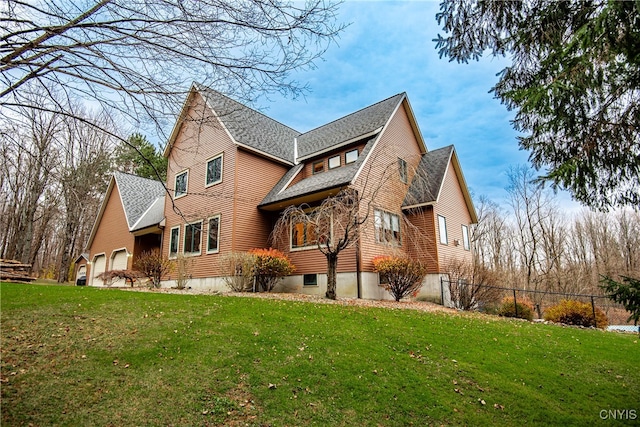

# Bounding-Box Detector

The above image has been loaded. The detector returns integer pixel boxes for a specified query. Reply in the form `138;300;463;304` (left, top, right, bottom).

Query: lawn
1;283;638;426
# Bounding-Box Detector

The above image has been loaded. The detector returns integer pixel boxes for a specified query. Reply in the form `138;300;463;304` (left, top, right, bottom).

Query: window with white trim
175;170;188;198
438;215;448;245
206;153;223;187
461;224;470;251
398;158;408;183
374;209;401;245
291;212;330;250
207;215;220;253
184;221;202;255
169;226;180;258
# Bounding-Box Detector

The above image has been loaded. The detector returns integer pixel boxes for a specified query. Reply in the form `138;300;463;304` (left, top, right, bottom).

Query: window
461;224;470;251
329;155;341;169
184;221;202;255
313;161;324;174
303;274;318;286
374;209;401;245
206;153;223;187
398;158;408;183
438;215;448;245
174;170;188;198
169;226;180;258
207;215;220;253
292;220;318;249
345;149;358;164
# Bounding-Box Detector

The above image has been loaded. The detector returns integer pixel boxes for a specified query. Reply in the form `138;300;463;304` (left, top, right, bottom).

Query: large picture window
292;220;318;249
206;154;223;187
375;209;401;245
175;170;188;198
169;226;180;258
184;221;202;255
207;215;220;253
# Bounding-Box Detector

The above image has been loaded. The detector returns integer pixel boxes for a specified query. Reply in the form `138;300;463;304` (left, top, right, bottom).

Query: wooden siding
162;92;289;279
433;162;474;269
405;207;439;273
352;100;425;273
88;184;134;279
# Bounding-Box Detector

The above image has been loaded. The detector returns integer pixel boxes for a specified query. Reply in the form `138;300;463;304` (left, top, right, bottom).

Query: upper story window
461;224;470;251
184;221;202;255
313;161;324;174
438;215;448;245
329;155;341;169
398;158;408;183
207;215;220;253
375;209;401;245
206;153;223;187
345;149;358;164
174;170;188;198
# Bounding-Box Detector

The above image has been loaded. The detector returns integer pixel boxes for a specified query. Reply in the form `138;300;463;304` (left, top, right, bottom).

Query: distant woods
0;105;166;281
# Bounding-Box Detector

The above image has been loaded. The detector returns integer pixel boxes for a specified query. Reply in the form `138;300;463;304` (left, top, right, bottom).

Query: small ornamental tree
249;248;295;292
134;249;174;288
372;255;428;302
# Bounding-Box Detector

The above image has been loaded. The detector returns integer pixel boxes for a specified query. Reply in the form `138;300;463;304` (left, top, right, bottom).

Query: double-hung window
184;221;202;255
438;215;448;245
375;209;401;245
206;153;223;187
174;170;188;198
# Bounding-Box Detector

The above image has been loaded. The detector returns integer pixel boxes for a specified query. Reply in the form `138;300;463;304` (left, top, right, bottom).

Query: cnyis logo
599;409;637;420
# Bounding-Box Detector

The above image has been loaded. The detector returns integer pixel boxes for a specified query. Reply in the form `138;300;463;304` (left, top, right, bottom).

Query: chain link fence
440;278;638;331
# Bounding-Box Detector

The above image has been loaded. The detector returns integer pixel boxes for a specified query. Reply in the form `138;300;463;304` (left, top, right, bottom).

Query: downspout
355;191;362;299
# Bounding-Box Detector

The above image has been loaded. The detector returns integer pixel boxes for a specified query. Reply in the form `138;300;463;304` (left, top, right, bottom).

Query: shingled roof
297;93;405;159
402;145;454;208
197;85;300;164
113;172;166;230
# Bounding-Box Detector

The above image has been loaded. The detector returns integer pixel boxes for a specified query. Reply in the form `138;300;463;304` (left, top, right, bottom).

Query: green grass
1;283;638;426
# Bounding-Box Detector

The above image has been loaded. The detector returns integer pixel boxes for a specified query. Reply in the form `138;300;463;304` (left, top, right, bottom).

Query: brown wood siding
277;245;357;275
88;184;135;276
433;162;473;270
352;101;425;272
298;142;367;181
233;148;289;252
162;92;290;279
405;207;439;273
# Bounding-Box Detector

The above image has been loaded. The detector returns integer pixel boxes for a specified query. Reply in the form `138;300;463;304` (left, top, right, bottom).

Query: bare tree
1;0;344;140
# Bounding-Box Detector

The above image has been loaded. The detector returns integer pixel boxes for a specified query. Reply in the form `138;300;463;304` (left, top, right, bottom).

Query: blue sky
259;1;582;212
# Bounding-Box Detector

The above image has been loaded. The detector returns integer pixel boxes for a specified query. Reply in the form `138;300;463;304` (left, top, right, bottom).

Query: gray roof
260;134;378;207
114;172;166;229
402;145;454;207
297;93;405;158
197;85;300;164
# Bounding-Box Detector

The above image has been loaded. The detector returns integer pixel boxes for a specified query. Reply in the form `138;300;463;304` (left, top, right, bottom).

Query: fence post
591;296;597;329
513;289;518;318
440;277;445;307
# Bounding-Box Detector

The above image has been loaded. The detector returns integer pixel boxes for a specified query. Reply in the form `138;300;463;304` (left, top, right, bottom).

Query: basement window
304;274;318;287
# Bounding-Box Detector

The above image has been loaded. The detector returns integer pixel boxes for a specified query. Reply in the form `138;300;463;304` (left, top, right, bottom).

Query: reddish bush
372;255;428;302
248;248;295;292
544;300;608;329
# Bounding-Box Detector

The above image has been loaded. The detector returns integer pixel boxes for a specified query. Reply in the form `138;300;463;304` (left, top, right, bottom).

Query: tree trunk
325;252;338;300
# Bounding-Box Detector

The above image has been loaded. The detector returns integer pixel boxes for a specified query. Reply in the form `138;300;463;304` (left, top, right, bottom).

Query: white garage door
76;265;86;281
110;250;128;287
92;255;106;286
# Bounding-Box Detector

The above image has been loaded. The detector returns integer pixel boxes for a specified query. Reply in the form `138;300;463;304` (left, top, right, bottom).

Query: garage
110;249;129;286
91;254;106;286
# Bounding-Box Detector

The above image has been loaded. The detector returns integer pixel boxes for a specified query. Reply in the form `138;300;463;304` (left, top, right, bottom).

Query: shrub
544;300;608;329
219;251;256;292
443;260;502;311
97;269;145;287
372;255;428;302
498;296;535;321
248;248;295;292
134;249;174;288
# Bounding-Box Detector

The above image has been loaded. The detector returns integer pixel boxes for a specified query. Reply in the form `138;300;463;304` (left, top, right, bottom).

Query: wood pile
0;259;36;283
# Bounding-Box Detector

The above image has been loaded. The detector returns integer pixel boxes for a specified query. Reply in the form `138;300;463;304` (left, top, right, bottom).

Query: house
86;83;477;301
73;253;88;283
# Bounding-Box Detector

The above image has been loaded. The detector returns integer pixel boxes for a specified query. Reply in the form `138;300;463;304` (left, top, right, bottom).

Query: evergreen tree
114;133;167;181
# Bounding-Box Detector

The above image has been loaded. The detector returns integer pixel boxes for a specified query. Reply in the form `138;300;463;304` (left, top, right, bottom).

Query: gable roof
164;83;300;165
85;172;166;249
296;93;405;159
402;145;478;223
